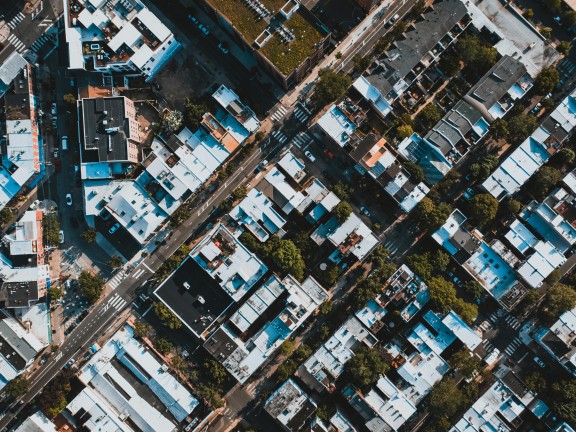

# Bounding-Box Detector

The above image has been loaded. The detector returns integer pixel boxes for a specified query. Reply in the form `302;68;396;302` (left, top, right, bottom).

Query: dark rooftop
154;256;234;338
449;227;481;264
364;0;467;99
0;281;38;308
0;317;36;371
80;97;132;163
203;327;239;363
541;329;572;359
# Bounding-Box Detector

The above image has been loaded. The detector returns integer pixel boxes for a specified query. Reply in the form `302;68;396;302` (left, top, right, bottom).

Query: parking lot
57;279;91;336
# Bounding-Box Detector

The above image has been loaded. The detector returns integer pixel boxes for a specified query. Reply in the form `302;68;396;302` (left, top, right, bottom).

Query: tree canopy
43;214;60;246
552;379;576;424
468;193;499;226
153;336;173;355
542;283;576;322
529;166;562;200
333;201;353;223
108;255;123;269
428;377;466;418
347;346;389;388
428;276;458;314
396;124;414;139
469;155;499;181
508;114;538;145
406;251;450;282
457;34;498;73
490;118;509;140
271;238;306;281
403;160;426;183
413;198;452;232
312;70;352;107
184;98;208;129
78;271;104;304
534;67;560;95
152;301;183;329
418;104;443;130
81;228;97;243
5;376;29;398
133;320;152;339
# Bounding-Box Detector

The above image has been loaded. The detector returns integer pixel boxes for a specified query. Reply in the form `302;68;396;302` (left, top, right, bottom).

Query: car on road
304;150;316;162
323;149;334;158
463;188;475;200
534;356;546;368
51;103;57;116
64;358;75;369
385;13;399;28
53;148;59;159
59;230;64;244
198;23;209;36
65;194;73;206
183;281;191;290
218;42;229;54
30;199;40;210
109;222;121;234
188;14;198;24
360;206;371;216
39;353;49;365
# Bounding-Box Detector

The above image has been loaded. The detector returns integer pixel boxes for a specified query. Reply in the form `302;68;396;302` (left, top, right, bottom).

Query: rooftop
298;316;377;392
13;411;56;432
192;224;268;301
80;96;141;163
432;209;482;263
315;104;357;147
517;240;566;288
265;379;317;431
206;0;326;75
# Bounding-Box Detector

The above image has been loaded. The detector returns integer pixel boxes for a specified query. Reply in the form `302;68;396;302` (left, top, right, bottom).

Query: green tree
490;118;509;140
78;271;104;304
428;276;457;313
108;255;123;269
331;181;353;200
418;104;443;130
231;185;248;201
499;198;522;218
276;359;298;381
198;385;225;409
0;208;12;226
312;70;352;107
278;339;296;357
81;228;97;243
333;201;352;223
352;54;371;73
529;166;562;200
169;206;189;228
407;252;435;281
320;265;340;287
48;286;63;301
63;93;76;106
452;298;478;325
450;348;480;378
5;376;29;398
413;197;452;231
428;377;465;418
183;98;208;129
535;67;560;95
468;193;499;226
551;148;576;168
43;214;60;246
203;359;228;386
154;337;173;355
152;301;182;329
133;320;152;339
396;124;414;139
469;155;499;181
439;54;461;76
462;280;483;301
540;27;553;39
403;160;425;183
563;10;576;26
161;110;183;132
545;0;561;12
523;8;534;19
319;300;333;315
508;114;538;145
524;372;547;394
543;283;576;322
458;34;498;73
347;346;390;387
552;379;576;423
558;41;571;55
271;239;306;280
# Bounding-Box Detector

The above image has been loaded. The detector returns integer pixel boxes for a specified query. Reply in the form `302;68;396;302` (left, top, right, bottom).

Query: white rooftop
363;376;417;431
315;105;357;147
14;411;56;432
505;219;539;255
265;379;316;428
517;240;566;288
192;224;268;301
278;151;306;183
327;213;379;261
352;76;392;117
66;388;133;432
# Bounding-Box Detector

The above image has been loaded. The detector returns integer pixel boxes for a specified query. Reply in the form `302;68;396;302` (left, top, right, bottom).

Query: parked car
304;150;316;162
51;103;57;116
360;206;371;216
218;42;229;54
53;148;59;159
198;23;209;36
59;230;64;244
188;14;198;24
183;281;191;290
64;358;75;369
30;199;40;210
385;13;399;28
534;356;546;368
109;222;121;234
323;149;334;158
463;188;475;200
39;353;49;365
65;194;72;206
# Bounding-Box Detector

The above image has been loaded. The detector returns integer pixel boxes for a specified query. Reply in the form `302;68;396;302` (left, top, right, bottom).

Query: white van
61;136;68;150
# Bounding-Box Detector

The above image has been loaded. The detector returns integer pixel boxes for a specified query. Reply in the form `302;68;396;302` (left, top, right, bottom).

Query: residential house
63;0;181;80
350;134;429;212
194;0;330;89
67;325;200;432
0;51;28;97
312;101;361;149
533;307;576;376
154;223;268;339
13;412;56;432
0;309;45;392
343;376;417;432
204;274;328;383
212;85;260;137
311;213;379;264
265;379;318;432
352;0;470;118
297;316;378;393
0;63;43;210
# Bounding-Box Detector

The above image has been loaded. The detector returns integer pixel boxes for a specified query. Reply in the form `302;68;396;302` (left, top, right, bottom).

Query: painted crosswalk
478;320;492;332
293;106;309;123
271;130;288;144
504;337;522;357
291;131;312;149
29;34;51;53
108;293;127;311
8;34;26;53
504;314;521;330
107;271;125;290
382;239;400;256
482;339;495;352
270;106;288;122
7;12;25;30
487;311;500;323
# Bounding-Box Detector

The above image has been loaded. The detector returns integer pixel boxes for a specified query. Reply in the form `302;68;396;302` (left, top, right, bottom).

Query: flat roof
316;105;357;147
154;255;234;338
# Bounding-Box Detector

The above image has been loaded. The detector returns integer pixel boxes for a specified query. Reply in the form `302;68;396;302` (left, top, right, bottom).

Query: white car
59;230;64;244
533;356;546;368
304;150;316;162
65;194;72;206
183;281;191;290
30;199;40;210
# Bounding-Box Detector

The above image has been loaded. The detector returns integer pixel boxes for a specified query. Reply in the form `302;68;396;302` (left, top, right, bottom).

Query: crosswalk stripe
109;295;124;308
270;106;287;122
7;12;25;30
114;299;127;310
8;34;26;53
132;269;145;279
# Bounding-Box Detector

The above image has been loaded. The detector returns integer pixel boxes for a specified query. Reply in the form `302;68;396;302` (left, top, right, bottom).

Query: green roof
207;0;325;75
